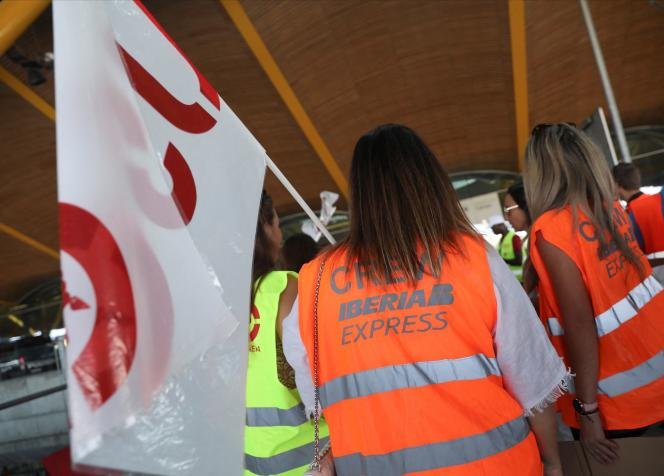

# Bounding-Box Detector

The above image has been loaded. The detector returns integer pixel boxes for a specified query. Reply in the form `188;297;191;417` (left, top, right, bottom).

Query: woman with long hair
504;182;530;233
503;182;537;294
523;123;664;465
284;124;568;475
244;190;329;476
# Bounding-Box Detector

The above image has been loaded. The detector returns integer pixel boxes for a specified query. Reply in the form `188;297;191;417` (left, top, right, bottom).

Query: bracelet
573;398;599;416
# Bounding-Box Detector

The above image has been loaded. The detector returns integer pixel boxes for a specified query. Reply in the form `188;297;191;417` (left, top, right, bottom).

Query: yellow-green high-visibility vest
245;271;329;476
498;230;523;282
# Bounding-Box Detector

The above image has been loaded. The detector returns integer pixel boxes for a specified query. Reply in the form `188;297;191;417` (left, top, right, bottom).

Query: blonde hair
523;123;643;275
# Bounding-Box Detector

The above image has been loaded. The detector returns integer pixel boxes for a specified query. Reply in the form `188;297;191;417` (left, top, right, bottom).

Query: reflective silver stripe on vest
320;354;500;409
545;275;662;339
334;416;530;475
547;317;564;337
598;350;664;397
595;275;662;337
245;436;329;475
246;403;308;427
566;350;664;397
647;251;664;260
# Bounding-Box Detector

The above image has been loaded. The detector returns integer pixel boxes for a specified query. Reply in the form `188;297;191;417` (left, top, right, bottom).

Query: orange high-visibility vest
627;191;664;258
530;204;664;430
298;235;541;475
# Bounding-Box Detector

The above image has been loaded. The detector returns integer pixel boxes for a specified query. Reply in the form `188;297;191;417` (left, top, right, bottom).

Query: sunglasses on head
531;122;577;136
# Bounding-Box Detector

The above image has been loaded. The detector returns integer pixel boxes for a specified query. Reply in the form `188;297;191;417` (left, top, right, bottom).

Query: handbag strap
310;256;327;471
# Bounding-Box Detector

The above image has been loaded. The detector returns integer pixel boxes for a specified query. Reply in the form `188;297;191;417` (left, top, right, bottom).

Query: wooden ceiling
1;0;664;306
527;0;664;126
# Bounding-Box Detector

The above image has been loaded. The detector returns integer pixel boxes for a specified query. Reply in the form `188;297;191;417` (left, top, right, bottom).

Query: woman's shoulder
301;246;348;276
262;269;297;281
531;206;573;233
256;270;297;294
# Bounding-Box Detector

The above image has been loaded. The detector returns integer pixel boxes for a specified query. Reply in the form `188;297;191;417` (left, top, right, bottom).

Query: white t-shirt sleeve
282;297;316;416
487;245;570;414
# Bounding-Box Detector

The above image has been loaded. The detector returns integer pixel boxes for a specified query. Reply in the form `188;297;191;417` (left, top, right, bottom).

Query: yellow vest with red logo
530;204;664;430
298;235;542;475
245;271;329;475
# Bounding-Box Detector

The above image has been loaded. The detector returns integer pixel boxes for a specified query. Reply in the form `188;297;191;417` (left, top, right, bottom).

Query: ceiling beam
0;66;55;120
0;223;59;260
219;0;349;199
0;66;58;262
508;0;529;171
0;0;50;57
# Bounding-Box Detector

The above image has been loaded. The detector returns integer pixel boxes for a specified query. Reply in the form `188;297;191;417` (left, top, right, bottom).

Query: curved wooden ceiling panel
0;91;56;250
1;0;664;303
527;0;664;128
143;0;337;213
0;83;58;300
243;0;518;174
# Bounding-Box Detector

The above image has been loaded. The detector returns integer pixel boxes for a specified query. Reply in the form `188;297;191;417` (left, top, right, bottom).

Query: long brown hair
523;123;643;276
252;189;278;284
337;124;477;284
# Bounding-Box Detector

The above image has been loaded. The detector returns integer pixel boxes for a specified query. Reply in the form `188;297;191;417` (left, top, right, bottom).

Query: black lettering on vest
369;318;385;337
331;266;351;294
418;313;433;332
385;317;401;335
354;321;369;342
346;299;363;318
406;289;426;309
432;312;449;330
613;207;627;227
397;291;408;309
379;293;398;312
388;263;407;285
415;251;444;280
362;296;380;315
415;253;429;281
598;239;619;261
579;221;598;242
401;314;417;334
341;325;353;345
427;284;454;306
606;254;627;279
338;302;346;321
355;263;369;289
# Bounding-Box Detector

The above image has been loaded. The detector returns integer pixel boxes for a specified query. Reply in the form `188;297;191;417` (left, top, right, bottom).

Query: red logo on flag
60;203;137;410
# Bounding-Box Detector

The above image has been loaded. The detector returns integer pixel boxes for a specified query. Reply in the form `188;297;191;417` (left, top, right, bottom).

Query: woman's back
530;204;664;430
298;236;543;475
289;124;566;475
244;191;329;476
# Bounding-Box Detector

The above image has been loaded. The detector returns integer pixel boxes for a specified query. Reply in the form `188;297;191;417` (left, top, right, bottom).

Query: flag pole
265;157;337;244
579;0;631;163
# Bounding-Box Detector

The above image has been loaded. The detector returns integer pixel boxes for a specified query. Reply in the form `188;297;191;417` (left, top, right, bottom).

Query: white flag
54;1;265;473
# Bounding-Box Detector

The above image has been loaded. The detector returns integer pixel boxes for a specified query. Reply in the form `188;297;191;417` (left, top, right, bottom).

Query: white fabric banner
54;1;265;473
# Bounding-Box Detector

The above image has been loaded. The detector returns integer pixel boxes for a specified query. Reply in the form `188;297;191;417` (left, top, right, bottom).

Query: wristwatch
573;398;599;416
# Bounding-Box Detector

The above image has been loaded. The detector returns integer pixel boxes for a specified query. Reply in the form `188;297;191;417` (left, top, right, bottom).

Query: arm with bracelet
537;235;620;465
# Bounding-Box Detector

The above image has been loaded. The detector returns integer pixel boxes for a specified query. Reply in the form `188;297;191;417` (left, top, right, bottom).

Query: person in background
285;124;568;475
283;232;319;273
612;162;664;283
489;214;523;282
245;190;329;476
524;123;664;465
504;182;536;293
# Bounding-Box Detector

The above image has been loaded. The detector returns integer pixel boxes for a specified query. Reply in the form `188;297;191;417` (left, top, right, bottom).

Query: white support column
579;0;632;163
